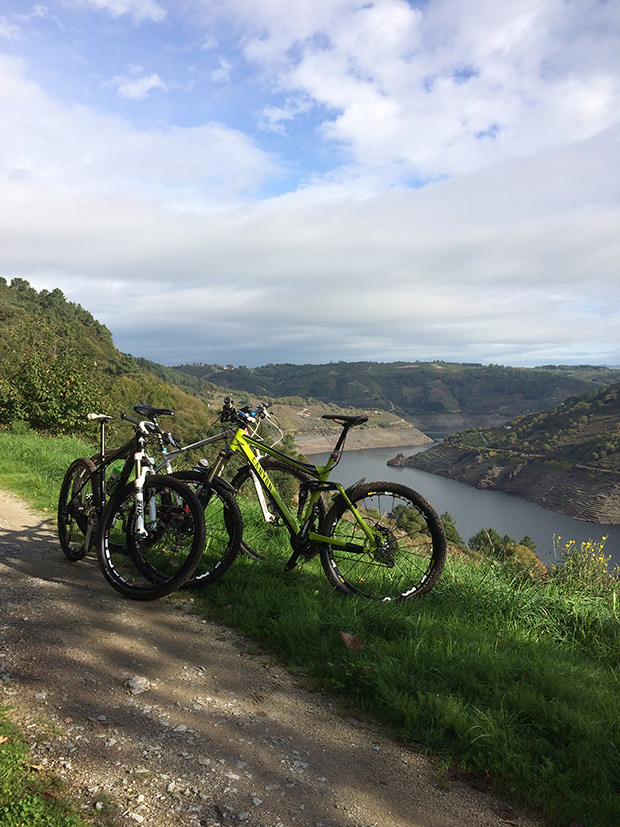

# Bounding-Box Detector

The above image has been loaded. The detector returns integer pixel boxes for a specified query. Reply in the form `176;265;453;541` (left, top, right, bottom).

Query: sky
0;0;619;369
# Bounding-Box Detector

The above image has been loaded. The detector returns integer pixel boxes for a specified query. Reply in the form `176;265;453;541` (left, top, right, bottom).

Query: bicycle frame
152;430;233;474
211;424;378;554
86;414;171;538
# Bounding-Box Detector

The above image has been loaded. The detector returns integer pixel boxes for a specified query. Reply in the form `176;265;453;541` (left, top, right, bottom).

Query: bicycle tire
58;457;101;561
97;475;206;600
319;482;447;601
230;457;326;561
171;470;243;587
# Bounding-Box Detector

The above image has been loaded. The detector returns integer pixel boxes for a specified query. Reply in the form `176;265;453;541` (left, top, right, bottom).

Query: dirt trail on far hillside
0;487;544;827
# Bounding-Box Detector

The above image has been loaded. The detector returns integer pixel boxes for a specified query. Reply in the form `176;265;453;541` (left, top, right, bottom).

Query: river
307;444;620;569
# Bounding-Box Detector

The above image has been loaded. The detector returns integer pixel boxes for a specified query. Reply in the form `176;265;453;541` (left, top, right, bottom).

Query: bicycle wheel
97;475;206;600
58;457;101;561
172;470;243;587
319;482;447;601
230;457;326;560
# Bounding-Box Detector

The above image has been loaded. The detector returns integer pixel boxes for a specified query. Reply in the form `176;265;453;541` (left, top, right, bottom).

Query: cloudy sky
1;0;619;368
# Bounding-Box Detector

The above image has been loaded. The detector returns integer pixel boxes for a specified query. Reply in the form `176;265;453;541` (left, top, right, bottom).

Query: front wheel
97;475;206;600
58;457;100;561
319;482;446;601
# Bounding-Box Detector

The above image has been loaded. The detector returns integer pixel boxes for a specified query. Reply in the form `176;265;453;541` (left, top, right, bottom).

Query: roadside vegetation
1;429;619;827
0;705;96;827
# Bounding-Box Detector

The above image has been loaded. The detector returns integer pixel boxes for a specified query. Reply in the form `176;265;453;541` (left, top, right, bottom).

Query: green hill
445;382;620;471
3;276;620;476
0;278;225;443
173;360;620;432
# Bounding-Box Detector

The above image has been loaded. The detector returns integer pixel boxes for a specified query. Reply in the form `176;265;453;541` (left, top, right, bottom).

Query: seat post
100;418;107;457
331;424;351;459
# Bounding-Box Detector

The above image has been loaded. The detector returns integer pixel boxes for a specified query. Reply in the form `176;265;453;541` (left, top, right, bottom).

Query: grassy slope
445;381;620;471
1;431;620;827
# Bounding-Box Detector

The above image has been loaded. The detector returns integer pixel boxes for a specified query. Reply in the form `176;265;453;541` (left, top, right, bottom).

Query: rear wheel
172;470;243;587
58;457;100;561
319;482;446;601
97;475;206;600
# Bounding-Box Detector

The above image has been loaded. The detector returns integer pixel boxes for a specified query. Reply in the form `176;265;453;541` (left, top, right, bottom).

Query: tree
468;528;518;560
0;317;106;434
441;512;464;546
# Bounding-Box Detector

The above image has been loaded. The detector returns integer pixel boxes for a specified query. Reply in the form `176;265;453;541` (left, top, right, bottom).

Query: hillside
173;360;620;432
0;279;420;449
0;278;224;444
393;383;620;524
4;276;620;469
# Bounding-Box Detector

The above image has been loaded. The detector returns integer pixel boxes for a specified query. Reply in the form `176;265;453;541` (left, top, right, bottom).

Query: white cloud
209;57;232;84
7;116;618;365
80;0;166;24
209;0;620;185
113;72;169;100
0;1;618;368
0;55;279;198
0;18;23;40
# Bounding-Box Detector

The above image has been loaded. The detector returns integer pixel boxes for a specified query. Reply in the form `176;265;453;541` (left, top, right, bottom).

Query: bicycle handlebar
222;397;270;426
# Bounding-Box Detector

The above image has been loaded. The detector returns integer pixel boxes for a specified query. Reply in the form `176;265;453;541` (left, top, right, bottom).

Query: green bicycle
203;398;447;602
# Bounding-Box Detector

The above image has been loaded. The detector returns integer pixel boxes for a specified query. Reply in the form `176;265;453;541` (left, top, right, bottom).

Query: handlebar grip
121;413;141;426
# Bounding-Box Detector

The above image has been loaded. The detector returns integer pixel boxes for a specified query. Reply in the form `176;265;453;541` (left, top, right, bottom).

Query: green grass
1;429;620;827
0;429;93;512
0;706;96;826
185;548;620;827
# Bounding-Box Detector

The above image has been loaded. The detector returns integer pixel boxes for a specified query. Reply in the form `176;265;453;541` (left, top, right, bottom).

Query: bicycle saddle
134;404;174;418
322;414;368;427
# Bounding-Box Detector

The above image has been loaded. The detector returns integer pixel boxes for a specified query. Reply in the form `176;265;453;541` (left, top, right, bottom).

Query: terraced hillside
393;383;620;523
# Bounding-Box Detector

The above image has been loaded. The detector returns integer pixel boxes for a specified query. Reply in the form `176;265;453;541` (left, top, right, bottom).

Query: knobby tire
319;481;446;601
58;457;100;561
172;470;243;587
97;475;206;600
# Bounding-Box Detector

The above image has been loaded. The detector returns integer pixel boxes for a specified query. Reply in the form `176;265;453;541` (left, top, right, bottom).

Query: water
307;444;620;568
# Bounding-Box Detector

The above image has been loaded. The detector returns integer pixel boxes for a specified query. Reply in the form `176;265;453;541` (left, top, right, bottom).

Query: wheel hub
372;526;397;566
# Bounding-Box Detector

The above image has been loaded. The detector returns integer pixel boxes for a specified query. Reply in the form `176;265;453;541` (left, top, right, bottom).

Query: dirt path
0;487;544;827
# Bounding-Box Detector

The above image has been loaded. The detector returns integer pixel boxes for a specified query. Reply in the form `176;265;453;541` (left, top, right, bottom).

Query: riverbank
294;424;432;454
390;443;620;526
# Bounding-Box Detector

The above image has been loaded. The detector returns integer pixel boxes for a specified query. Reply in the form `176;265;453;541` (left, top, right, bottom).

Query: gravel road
0;487;544;827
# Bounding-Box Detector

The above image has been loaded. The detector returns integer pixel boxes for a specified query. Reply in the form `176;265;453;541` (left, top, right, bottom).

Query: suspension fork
247;453;278;523
132;440;153;538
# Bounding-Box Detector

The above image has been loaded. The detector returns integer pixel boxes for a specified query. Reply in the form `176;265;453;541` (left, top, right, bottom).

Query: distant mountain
393;383;620;524
173;360;620;432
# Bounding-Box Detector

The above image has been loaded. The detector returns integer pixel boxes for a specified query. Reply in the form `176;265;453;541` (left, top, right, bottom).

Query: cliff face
390;444;620;525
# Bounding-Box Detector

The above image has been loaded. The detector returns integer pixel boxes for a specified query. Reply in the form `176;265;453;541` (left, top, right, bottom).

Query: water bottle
108;461;124;495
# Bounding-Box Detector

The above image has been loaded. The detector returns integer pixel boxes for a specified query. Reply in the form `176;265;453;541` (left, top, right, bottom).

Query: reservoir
307;444;620;569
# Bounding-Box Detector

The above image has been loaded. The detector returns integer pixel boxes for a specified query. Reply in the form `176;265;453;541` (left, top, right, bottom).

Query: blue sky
1;0;619;368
